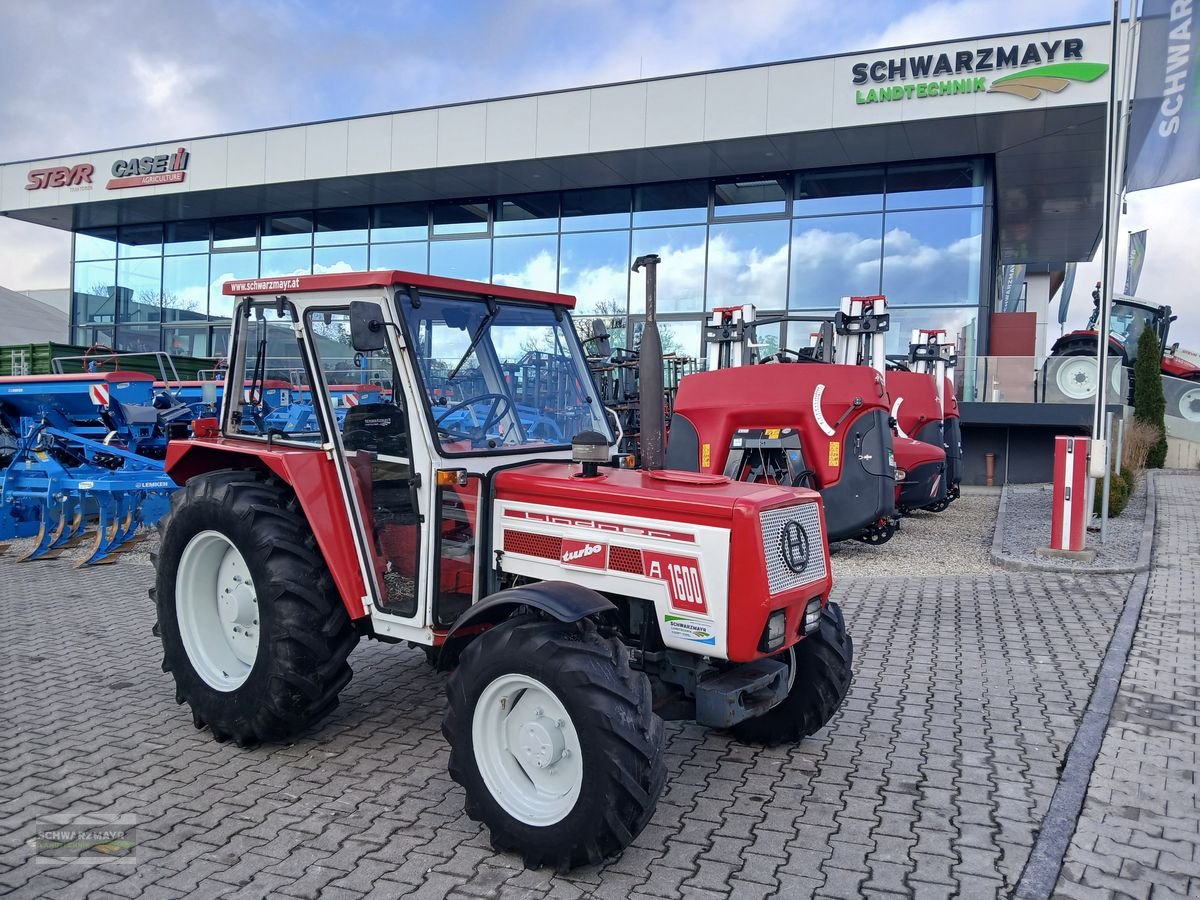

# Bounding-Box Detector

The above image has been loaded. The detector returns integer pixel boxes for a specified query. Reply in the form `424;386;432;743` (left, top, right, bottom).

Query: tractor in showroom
1050;290;1200;421
151;268;852;870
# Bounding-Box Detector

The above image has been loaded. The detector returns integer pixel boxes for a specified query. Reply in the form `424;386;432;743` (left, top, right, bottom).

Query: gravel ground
996;475;1148;570
829;490;1000;578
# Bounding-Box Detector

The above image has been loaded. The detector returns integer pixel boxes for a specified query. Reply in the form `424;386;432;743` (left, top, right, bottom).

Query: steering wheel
84;343;117;372
760;348;807;364
434;393;512;442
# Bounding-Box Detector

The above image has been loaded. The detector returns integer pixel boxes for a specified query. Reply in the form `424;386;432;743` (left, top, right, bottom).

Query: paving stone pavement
1054;471;1200;900
0;550;1132;898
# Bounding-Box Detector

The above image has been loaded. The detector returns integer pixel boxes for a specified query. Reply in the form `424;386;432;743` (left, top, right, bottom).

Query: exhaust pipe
633;253;664;470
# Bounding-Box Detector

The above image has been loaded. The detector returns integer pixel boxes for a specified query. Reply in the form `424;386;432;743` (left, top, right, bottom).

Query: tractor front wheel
730;602;853;745
444;614;666;870
152;470;358;747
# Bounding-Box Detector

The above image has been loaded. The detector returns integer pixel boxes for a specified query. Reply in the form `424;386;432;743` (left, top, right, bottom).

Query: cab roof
221;269;577;308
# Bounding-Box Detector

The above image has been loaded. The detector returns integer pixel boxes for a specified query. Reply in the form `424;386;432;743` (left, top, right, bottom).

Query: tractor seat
341;402;409;458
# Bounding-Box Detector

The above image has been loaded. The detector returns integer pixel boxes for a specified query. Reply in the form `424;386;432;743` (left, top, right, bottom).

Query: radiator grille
503;530;561;560
759;504;826;595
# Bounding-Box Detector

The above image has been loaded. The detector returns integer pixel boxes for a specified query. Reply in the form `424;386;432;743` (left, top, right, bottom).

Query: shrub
1094;468;1132;518
1121;419;1160;473
1132;326;1168;468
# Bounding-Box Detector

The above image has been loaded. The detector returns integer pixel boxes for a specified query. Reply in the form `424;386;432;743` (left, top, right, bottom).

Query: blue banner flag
1058;262;1078;325
1124;229;1148;294
1126;0;1200;191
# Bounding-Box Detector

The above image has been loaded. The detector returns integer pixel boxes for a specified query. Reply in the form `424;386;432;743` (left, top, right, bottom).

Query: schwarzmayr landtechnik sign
852;36;1108;104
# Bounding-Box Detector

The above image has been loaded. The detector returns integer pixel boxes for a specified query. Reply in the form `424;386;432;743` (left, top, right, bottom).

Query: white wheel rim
176;530;260;692
1056;358;1099;400
471;673;583;827
1180;387;1200;423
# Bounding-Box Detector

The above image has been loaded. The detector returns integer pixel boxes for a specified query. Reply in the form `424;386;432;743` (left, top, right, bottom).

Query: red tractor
151;270;852;870
1050;292;1200;419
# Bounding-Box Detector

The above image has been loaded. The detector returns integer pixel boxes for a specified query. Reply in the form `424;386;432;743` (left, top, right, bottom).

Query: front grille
759;503;827;595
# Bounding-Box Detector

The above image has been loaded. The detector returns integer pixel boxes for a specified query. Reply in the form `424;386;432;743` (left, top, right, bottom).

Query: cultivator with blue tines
0;370;186;565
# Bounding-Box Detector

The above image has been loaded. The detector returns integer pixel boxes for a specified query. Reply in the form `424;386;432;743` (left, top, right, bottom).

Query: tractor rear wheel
730;602;853;745
152;469;358;747
444;614;666;870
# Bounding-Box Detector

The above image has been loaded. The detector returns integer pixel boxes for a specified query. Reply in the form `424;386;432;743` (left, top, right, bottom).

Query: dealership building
0;22;1120;476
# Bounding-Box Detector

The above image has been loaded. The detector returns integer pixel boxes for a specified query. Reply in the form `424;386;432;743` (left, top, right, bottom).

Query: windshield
1110;304;1158;363
401;295;613;454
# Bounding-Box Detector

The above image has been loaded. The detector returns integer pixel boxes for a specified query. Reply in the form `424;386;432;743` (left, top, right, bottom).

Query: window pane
315;207;368;246
561;187;631;232
882;207;982;306
713;177;787;218
371;241;428;272
707;220;789;310
162;255;209;322
372;202;427;242
163;325;211;357
794;168;884;216
560;230;629;315
74;259;117;328
432;200;488;235
430;238;489;281
212;217;257;249
117;323;162;353
76;228;117;261
260;248;312;278
657;319;703;359
262;213;313;249
314;244;368;274
634;181;707;227
116;256;162;322
492;235;558;292
117;224;163;258
630;226;706;313
790;213;883;309
494;193;559;236
164;221;209;255
886;160;984;209
883;307;977;355
209;251;258;318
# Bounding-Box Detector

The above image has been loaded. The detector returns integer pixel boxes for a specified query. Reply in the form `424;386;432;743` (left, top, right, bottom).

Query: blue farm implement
0;371;185;565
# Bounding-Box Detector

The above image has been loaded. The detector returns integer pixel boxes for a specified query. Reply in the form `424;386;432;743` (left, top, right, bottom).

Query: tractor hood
493;463;821;530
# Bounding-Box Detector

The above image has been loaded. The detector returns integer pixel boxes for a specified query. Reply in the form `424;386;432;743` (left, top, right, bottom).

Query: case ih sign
25;147;190;192
107;147;190;189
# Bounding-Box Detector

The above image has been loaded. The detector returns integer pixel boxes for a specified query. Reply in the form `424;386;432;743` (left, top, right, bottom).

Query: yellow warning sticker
765;428;781;439
828;441;841;467
701;443;711;469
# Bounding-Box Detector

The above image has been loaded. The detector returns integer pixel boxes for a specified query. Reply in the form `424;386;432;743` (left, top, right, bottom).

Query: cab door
305;304;433;622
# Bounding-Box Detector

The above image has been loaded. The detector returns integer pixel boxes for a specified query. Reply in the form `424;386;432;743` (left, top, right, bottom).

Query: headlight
895;467;907;482
760;610;787;653
803;598;822;635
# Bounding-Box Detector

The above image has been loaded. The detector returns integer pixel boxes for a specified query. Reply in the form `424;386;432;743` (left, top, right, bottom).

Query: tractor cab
189;272;614;631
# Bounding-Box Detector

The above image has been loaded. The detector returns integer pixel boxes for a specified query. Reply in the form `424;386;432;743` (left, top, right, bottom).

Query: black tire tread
153;469;358;747
443;615;666;871
730;602;853;746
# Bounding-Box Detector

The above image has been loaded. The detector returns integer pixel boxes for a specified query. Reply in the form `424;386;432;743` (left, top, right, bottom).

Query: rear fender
166;439;369;619
437;581;616;670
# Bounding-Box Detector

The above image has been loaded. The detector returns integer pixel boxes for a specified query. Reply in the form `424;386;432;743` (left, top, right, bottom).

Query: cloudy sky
1;0;1195;345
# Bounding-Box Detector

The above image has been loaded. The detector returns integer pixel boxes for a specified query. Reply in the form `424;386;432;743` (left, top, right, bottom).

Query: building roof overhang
0;22;1116;267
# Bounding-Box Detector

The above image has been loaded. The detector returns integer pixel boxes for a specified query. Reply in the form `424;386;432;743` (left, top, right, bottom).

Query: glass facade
71;158;989;359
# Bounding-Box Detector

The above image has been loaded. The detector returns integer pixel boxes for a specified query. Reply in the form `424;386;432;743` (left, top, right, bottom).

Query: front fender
437;581;616;670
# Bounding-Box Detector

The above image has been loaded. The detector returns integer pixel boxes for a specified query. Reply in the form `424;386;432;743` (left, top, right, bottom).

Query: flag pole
1092;0;1122;448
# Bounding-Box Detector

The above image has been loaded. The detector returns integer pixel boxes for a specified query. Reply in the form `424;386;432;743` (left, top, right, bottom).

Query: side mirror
349;301;387;352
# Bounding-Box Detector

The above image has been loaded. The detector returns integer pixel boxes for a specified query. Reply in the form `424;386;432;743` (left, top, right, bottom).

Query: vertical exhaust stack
633;254;665;470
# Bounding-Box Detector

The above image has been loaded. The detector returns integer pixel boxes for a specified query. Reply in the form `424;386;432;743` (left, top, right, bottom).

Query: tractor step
694;657;789;728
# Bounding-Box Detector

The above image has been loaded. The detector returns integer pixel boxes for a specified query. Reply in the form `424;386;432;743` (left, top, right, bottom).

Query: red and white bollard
1050;436;1090;552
